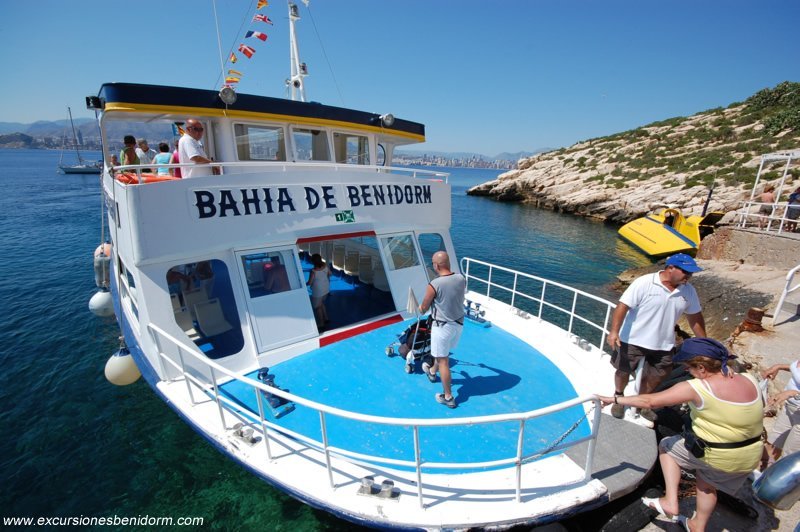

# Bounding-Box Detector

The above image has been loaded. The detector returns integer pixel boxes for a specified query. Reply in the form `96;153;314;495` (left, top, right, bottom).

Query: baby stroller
386;315;434;373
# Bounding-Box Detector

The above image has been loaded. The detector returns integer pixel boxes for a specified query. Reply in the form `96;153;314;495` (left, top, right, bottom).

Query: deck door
377;232;429;311
235;247;318;352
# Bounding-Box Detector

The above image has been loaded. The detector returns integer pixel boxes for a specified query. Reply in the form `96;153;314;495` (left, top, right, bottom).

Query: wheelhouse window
167;260;243;359
241;251;301;299
381;235;420;271
292;128;330;161
234;123;286;161
333;132;370;165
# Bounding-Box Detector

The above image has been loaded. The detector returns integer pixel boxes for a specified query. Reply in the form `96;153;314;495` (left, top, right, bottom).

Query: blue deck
218;318;591;471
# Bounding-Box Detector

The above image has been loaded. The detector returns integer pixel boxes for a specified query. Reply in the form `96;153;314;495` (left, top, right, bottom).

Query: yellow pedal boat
617;208;724;258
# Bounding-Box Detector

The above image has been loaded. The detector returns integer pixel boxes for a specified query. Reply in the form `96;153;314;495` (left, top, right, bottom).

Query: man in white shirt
135;139;157;172
606;253;706;421
178;118;218;178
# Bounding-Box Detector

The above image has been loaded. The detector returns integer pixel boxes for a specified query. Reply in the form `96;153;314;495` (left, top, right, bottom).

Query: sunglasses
188;126;204;132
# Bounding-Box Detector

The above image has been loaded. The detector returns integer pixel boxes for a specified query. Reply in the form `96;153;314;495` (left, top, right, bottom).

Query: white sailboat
58;106;101;174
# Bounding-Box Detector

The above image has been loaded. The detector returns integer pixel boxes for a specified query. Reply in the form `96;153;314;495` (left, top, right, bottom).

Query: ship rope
305;4;345;107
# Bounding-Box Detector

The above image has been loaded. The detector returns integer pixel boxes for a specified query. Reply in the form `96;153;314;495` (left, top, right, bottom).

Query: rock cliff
469;82;800;223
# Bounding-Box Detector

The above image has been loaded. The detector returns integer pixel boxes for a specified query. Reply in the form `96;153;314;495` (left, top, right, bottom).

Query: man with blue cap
606;253;706;423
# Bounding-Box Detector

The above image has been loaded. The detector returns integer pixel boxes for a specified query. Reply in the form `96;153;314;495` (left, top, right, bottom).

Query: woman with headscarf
598;338;763;532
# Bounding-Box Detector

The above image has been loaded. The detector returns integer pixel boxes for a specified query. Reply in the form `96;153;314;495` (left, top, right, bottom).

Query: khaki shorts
611;342;673;380
768;400;800;455
659;435;754;496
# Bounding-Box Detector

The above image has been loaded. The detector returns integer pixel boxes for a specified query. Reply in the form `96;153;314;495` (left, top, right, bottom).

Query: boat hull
60;165;101;174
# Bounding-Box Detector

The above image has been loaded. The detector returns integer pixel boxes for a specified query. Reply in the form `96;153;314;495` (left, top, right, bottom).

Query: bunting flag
228;69;243;77
245;30;268;41
238;44;256;58
225;77;240;84
229;52;238;64
257;0;268;9
253;14;273;24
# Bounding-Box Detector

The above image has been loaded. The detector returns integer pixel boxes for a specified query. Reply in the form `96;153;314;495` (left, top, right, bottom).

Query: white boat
88;3;656;528
58;106;101;174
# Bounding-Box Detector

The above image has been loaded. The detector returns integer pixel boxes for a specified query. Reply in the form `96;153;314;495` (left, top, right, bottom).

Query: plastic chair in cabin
194;298;234;337
170;293;181;311
358;255;374;285
173;307;201;340
182;287;209;319
332;245;345;271
344;250;360;277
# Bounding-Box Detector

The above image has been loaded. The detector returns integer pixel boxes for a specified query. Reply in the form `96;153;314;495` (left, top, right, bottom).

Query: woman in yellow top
598;338;763;532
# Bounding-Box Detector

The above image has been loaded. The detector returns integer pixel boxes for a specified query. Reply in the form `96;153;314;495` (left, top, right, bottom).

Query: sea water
0;150;651;529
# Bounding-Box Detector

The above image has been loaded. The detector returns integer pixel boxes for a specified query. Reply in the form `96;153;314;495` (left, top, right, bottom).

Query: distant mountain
493;149;551;161
0;118;99;138
0;133;37;148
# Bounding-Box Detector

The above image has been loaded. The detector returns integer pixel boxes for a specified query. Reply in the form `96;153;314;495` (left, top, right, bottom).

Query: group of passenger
757;184;800;231
597;252;798;532
113;117;217;178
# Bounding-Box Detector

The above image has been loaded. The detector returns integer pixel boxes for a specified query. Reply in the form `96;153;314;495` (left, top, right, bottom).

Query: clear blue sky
1;0;798;155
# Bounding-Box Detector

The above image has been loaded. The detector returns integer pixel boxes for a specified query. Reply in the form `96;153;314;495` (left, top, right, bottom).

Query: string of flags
224;0;278;88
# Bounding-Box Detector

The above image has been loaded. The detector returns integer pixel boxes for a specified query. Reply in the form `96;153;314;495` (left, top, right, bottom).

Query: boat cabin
94;83;454;377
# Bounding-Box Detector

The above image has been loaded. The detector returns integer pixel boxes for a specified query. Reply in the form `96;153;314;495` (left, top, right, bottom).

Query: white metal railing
735;200;800;234
109;161;449;184
773;263;800;326
146;323;601;508
460;257;616;353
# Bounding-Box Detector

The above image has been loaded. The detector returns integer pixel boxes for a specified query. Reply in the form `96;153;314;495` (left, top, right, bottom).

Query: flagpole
211;0;227;93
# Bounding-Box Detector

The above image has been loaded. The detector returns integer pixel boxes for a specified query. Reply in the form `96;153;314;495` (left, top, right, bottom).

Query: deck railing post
600;305;612;354
413;426;424;509
209;366;227;430
511;272;518;309
150;330;169;381
486;265;493;298
515;419;526;503
568;292;578;335
584;399;602;481
254;387;273;460
176;344;196;405
320;411;334;488
538;282;546;319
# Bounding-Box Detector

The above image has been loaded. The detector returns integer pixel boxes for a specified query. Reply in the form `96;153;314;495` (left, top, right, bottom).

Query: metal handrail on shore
460;257;616;353
735;200;800;234
145;320;601;508
109;161;450;183
773;263;800;326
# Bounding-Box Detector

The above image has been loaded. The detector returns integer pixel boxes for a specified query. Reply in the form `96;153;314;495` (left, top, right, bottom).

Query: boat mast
67;107;84;164
287;2;308;102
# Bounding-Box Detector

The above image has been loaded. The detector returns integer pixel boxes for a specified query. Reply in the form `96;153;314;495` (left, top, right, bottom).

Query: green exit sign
335;210;355;223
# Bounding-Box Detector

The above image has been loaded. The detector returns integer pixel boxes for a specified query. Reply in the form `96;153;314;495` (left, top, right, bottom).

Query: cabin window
380;235;420;271
292;128;330;161
234;124;286;161
417;233;447;280
166;260;244;359
240;251;301;299
333;132;371;165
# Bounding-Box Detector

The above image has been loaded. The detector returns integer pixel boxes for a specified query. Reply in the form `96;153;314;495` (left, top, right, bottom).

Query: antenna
286;2;308;102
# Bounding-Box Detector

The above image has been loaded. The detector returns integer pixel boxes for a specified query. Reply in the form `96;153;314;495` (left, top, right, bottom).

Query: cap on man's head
665;253;702;273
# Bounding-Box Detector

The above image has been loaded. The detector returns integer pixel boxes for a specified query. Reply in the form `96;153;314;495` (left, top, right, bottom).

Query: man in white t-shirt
178;118;218;178
606;253;706;421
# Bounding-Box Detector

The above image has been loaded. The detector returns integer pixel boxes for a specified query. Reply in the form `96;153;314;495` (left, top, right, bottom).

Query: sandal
677;511;696;531
641;496;677;522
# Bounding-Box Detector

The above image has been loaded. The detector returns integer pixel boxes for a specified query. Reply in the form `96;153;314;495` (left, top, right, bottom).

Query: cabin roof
96;82;425;141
